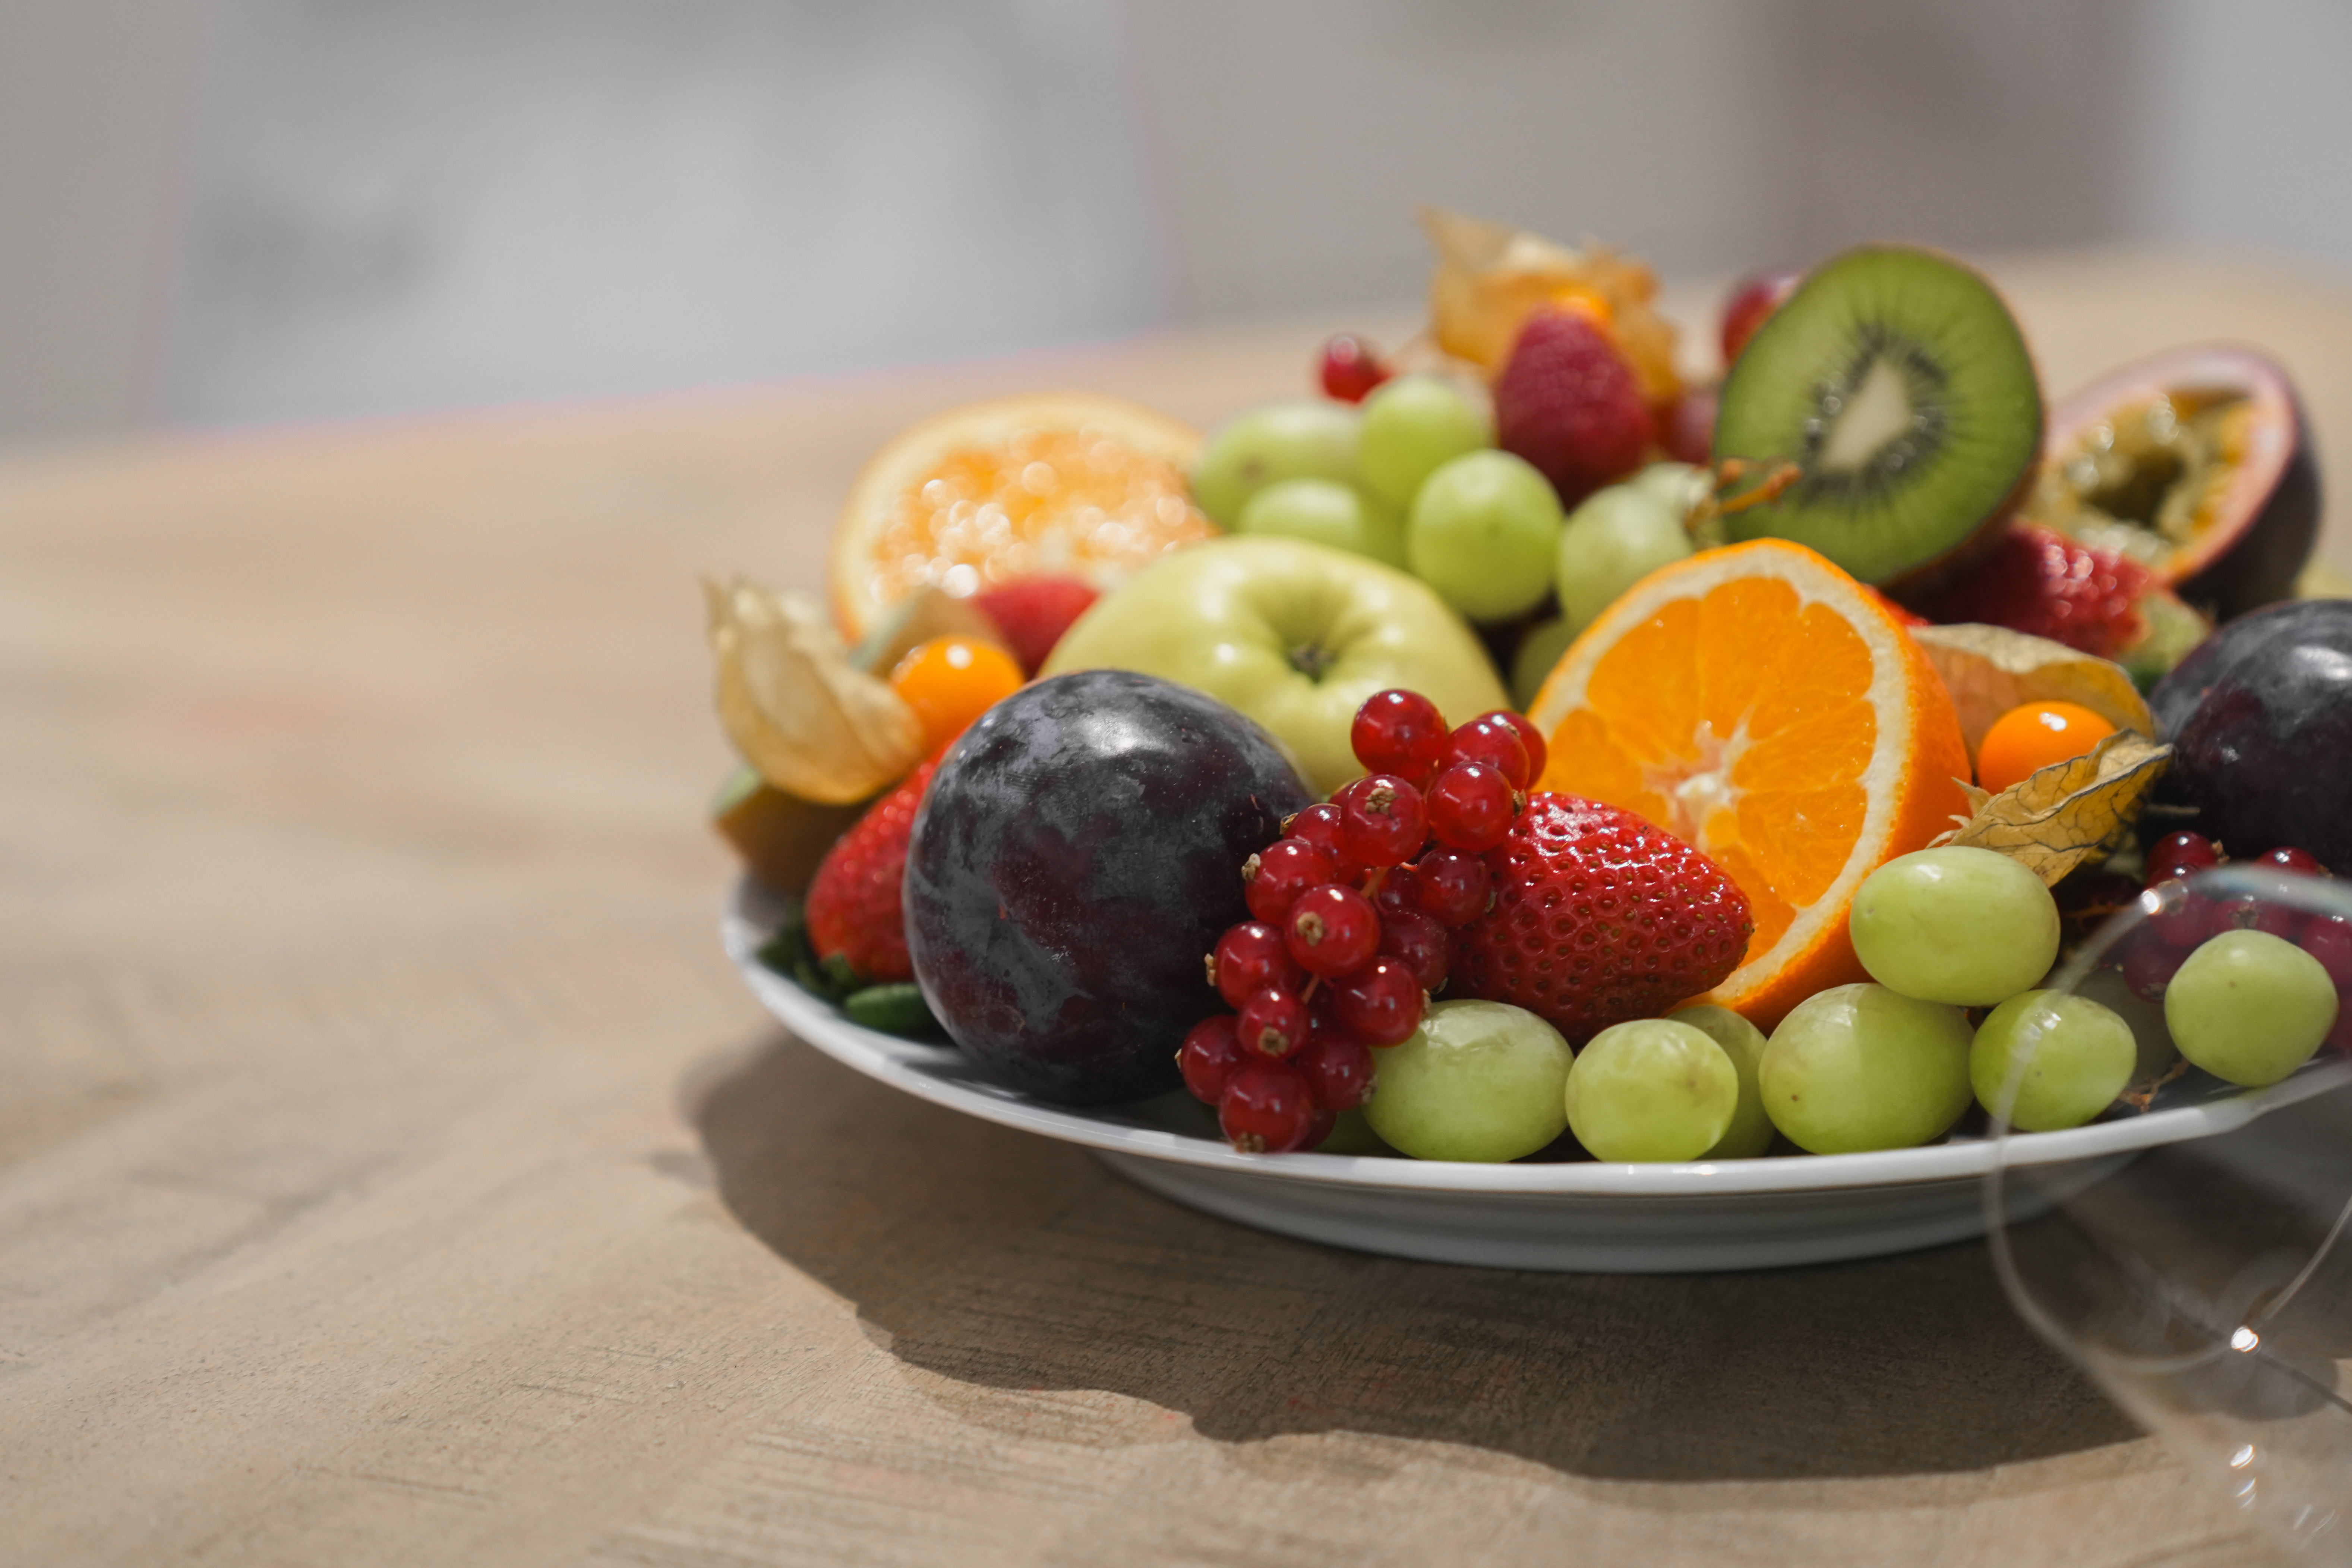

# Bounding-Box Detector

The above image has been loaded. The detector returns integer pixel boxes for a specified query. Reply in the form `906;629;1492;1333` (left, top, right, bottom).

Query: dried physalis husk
1931;730;2172;886
1910;623;2155;769
706;576;925;804
1418;205;1682;403
849;584;1008;677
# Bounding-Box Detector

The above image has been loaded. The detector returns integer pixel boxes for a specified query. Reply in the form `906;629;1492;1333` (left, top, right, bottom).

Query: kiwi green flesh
1712;247;2042;585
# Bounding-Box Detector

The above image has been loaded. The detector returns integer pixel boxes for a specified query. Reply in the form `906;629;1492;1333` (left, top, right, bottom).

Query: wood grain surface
7;252;2347;1567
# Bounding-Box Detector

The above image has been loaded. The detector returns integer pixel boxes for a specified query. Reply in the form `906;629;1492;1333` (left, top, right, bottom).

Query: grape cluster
2116;834;2348;1016
1184;689;1548;1152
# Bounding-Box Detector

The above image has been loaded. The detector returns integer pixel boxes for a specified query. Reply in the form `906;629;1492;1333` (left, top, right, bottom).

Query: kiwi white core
1818;357;1916;473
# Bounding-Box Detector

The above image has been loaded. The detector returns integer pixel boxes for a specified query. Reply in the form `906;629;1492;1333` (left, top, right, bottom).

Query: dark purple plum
2150;599;2352;868
904;670;1313;1105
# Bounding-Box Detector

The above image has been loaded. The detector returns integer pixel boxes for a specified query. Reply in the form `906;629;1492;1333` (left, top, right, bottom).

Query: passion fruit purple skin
2047;344;2320;621
904;669;1313;1105
2150;599;2352;870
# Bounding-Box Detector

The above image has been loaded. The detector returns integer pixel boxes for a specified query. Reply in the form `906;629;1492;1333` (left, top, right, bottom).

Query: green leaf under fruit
1930;729;2172;886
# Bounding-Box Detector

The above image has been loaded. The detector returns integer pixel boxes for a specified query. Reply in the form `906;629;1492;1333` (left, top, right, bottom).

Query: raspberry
969;575;1100;675
1493;312;1654;509
1450;793;1753;1041
804;757;940;982
1916;526;2154;661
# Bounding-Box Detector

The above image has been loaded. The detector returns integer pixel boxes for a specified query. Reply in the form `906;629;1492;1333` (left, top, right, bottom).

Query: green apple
1039;536;1508;793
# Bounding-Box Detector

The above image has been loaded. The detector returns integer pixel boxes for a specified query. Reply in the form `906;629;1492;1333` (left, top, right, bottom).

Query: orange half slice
1526;539;1970;1029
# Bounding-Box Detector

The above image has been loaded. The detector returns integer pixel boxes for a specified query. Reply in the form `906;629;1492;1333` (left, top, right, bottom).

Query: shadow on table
689;1031;2139;1483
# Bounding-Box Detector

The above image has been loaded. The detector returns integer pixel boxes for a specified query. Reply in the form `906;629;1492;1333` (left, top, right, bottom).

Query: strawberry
805;757;941;982
970;575;1100;676
1493;311;1654;508
1450;793;1753;1041
1916;524;2153;660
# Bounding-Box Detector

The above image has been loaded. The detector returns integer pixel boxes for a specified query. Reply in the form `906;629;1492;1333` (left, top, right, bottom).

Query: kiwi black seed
1712;246;2042;587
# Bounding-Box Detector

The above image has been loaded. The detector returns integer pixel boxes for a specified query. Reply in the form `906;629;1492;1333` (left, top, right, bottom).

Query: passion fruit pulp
2030;345;2320;621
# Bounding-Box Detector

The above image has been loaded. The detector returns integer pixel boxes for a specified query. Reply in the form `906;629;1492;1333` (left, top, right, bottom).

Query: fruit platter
709;207;2352;1272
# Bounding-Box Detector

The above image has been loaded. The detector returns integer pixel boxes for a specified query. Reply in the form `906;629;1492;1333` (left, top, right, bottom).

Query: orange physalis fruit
1525;538;1972;1030
1975;700;2118;795
829;393;1215;643
888;635;1024;753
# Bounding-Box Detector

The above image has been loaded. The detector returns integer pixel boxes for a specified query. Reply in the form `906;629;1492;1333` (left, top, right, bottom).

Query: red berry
1335;773;1428;868
2145;881;2221;950
1284;801;1370;884
2261;845;2326;877
1286;883;1382;979
1178;1015;1246;1103
1318;332;1392;404
1328;957;1425;1047
1351;689;1449;786
1243;837;1338;924
1378;906;1453;992
1719;268;1801;365
1426;762;1518;851
2218;895;2303;940
1237;985;1310;1059
1414;845;1492;926
1218;1059;1316;1153
1446;715;1531;789
1492;311;1652;509
2303;915;2352;989
2326;1002;2352;1056
804;757;941;982
967;576;1100;676
1211;921;1304;1009
2118;931;2184;999
2147;832;2220;877
1373;864;1423;919
1917;526;2157;663
1661;385;1716;467
1296;1032;1377;1112
1486;710;1548;783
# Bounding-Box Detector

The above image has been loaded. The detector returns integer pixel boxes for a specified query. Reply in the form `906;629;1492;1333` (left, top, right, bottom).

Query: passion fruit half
2030;345;2320;622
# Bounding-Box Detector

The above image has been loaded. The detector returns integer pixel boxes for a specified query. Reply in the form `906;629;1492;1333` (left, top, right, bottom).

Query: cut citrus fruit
829;393;1216;643
1525;538;1971;1029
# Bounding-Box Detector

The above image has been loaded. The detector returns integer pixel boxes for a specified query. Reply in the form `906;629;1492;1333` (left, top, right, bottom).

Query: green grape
1357;375;1493;509
1554;481;1693;634
1970;989;2137;1131
2165;930;2338;1087
1234;477;1407;568
2071;964;2179;1086
1848;846;2060;1007
1405;450;1563;624
1630;460;1713;515
1313;1107;1392;1155
1670;1003;1774;1157
1760;983;1974;1154
1363;998;1572;1162
1190;401;1361;526
1564;1018;1738;1162
1510;615;1576;711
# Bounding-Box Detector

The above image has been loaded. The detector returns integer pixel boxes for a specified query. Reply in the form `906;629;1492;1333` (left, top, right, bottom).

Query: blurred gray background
4;0;2349;447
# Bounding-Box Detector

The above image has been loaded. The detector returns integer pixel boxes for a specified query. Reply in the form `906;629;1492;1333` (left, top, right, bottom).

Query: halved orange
1525;539;1971;1029
830;393;1216;643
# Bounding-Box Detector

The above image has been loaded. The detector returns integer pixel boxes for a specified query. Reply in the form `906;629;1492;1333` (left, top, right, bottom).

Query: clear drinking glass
1989;862;2352;1562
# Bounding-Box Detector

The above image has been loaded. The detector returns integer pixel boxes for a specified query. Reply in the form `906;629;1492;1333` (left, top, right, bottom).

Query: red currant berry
1211;921;1304;1009
2144;832;2219;882
1335;773;1428;868
1285;883;1382;978
1243;837;1338;924
1351;689;1449;786
2218;895;2303;940
1378;906;1453;992
1486;709;1547;782
2118;931;2184;999
1328;957;1425;1046
1219;1059;1316;1152
1413;845;1491;926
2261;845;2327;877
1372;863;1423;919
2303;914;2352;989
1283;801;1370;884
1300;1105;1339;1150
1237;985;1310;1058
1178;1015;1245;1103
2327;1003;2352;1056
1445;715;1531;788
2144;881;2221;950
1296;1032;1376;1112
1317;332;1392;404
1426;761;1518;851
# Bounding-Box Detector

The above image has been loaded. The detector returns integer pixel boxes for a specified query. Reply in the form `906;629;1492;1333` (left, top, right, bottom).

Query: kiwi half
1712;246;2041;586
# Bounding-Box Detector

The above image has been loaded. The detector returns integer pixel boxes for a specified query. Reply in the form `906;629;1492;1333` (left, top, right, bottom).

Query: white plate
724;877;2343;1272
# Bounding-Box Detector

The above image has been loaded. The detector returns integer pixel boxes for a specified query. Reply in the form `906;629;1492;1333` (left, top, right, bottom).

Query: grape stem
2119;1055;2191;1113
1684;458;1803;544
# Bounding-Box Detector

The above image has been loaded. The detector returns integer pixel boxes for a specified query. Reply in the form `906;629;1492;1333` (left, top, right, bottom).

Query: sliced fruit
1712;246;2042;587
829;393;1214;643
1525;538;1972;1029
2030;345;2320;621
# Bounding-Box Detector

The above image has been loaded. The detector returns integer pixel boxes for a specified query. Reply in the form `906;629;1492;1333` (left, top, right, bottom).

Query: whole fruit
805;755;941;982
1406;449;1565;623
1357;374;1493;509
1191;400;1362;527
1848;846;2061;1007
1362;998;1573;1162
1969;989;2136;1132
2150;600;2352;870
1760;983;1974;1154
1235;476;1407;568
2164;929;2337;1088
905;671;1313;1104
1554;478;1692;635
1563;1018;1738;1163
1040;535;1507;794
1670;1002;1774;1158
1492;311;1653;509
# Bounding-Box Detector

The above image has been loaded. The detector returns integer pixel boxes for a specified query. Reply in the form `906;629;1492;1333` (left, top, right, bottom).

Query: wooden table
7;252;2348;1567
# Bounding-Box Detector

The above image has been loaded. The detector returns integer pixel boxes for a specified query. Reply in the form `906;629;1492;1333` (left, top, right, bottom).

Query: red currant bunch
1187;687;1539;1151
